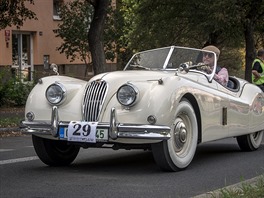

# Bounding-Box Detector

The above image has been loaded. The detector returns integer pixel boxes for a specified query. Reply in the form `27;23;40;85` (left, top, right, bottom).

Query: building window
12;33;33;81
53;0;63;20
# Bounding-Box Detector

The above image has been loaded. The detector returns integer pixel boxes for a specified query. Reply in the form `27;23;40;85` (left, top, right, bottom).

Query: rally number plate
59;121;108;142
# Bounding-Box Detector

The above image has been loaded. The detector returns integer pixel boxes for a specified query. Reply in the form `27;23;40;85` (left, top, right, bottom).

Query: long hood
90;70;175;85
86;70;180;122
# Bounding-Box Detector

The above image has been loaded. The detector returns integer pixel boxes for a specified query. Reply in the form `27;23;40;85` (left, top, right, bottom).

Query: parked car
21;46;264;171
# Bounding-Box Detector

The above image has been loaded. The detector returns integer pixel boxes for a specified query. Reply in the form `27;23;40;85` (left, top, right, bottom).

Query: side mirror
179;61;192;73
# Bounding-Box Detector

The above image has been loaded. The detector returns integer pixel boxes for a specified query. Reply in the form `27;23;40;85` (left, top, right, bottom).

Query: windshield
124;46;217;77
125;47;171;70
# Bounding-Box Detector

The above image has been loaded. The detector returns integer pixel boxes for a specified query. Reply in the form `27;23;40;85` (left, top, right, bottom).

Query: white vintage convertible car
22;46;264;171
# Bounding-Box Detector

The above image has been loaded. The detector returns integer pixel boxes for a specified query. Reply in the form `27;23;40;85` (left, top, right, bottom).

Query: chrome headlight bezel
45;83;66;105
116;83;139;107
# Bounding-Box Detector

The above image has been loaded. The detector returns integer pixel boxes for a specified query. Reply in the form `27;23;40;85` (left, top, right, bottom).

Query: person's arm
252;70;261;79
252;62;262;81
214;68;228;86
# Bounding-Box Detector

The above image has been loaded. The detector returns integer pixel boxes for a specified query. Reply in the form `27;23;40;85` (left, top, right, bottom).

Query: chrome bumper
21;106;171;141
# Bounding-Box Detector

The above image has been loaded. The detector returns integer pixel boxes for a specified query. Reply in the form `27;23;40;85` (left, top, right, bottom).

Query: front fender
25;76;87;121
101;76;183;127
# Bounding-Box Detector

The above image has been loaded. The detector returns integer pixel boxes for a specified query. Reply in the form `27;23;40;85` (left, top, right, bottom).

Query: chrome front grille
82;80;108;121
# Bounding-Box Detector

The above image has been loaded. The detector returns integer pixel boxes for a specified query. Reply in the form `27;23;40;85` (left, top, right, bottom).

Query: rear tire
236;131;263;151
32;135;80;166
152;99;198;171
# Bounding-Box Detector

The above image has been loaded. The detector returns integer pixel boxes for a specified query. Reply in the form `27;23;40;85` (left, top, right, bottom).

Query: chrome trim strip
163;46;174;69
118;132;170;139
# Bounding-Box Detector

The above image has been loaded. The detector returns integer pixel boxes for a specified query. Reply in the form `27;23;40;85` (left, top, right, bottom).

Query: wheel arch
181;93;202;143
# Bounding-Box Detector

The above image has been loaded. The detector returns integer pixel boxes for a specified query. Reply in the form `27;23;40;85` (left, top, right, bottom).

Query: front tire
32;135;80;166
236;131;263;151
152;99;198;171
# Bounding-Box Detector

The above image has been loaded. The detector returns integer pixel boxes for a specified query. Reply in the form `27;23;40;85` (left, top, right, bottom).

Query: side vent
222;107;227;125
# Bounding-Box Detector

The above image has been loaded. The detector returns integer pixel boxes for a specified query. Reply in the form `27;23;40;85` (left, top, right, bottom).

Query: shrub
0;67;12;106
0;67;35;107
6;80;34;106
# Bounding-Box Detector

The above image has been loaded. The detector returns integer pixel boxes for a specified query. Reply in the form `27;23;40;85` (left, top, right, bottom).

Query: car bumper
21;106;171;142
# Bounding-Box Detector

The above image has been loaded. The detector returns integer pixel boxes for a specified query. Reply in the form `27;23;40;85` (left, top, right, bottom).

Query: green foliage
0;67;12;105
118;0;264;78
0;68;34;107
104;4;122;62
55;0;117;73
6;80;34;106
120;0;263;50
55;0;116;74
104;0;132;69
0;116;22;128
55;0;92;65
216;176;264;198
0;0;37;29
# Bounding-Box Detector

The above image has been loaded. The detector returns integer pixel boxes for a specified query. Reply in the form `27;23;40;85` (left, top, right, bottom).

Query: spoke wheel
32;135;80;166
152;99;198;171
236;131;263;151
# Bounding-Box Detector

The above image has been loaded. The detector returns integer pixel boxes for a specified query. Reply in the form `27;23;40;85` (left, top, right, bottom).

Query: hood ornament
51;63;59;75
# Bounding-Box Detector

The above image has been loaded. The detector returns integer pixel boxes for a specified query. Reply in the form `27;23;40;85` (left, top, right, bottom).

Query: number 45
96;129;105;139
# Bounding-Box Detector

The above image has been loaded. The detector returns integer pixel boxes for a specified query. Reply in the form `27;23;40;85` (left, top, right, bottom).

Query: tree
55;0;93;76
120;0;264;80
55;0;112;75
0;0;37;30
236;0;264;82
185;0;264;81
87;0;111;75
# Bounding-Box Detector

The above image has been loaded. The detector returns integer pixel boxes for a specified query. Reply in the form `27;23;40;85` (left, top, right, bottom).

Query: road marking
0;156;38;165
0;149;14;152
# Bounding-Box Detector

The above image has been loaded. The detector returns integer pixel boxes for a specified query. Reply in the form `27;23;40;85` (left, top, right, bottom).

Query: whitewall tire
152;99;198;171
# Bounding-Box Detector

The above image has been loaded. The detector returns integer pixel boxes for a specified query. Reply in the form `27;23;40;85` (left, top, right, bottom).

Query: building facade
0;0;115;81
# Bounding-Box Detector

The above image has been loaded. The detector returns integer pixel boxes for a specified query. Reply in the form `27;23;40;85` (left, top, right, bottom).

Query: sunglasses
203;52;214;58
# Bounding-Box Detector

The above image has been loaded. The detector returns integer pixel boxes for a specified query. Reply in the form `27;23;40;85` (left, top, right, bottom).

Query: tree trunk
88;0;110;75
244;20;255;82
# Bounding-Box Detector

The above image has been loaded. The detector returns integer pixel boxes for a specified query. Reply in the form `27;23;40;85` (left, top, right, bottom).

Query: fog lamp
26;111;35;121
147;115;156;124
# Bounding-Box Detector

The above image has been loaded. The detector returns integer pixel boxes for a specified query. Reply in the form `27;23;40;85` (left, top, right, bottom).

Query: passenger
252;49;264;92
201;45;229;87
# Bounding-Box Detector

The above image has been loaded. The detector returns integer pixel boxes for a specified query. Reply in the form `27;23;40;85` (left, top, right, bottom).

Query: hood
89;70;175;85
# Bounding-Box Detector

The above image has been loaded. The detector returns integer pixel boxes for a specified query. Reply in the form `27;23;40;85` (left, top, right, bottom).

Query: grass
0;115;24;137
0;106;24;128
0;116;23;128
208;175;264;198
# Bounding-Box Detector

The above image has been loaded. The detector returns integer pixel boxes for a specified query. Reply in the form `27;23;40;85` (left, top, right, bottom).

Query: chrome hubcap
174;120;187;152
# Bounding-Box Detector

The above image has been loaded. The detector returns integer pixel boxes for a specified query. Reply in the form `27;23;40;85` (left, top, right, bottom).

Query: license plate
59;121;108;142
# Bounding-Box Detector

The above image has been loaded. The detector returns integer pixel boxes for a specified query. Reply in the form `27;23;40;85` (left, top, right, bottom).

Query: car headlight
117;84;139;106
46;83;66;105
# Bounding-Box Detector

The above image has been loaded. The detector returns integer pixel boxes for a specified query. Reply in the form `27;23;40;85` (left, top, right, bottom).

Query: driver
201;45;229;87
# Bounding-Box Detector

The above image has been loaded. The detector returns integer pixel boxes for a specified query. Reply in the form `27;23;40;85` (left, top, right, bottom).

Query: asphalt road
0;134;263;198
